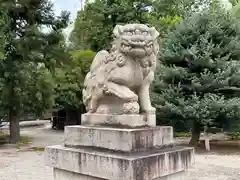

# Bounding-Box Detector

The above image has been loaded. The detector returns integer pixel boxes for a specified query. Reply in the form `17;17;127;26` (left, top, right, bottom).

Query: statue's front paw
131;94;138;102
143;107;156;114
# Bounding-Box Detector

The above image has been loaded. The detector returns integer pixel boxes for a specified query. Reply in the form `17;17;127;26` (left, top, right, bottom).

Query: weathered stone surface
54;168;105;180
81;113;156;127
54;168;184;180
64;126;174;152
45;145;194;180
157;172;185;180
82;24;159;115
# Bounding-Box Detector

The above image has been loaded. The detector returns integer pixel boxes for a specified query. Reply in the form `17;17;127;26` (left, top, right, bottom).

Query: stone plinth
64;126;174;152
81;113;156;128
45;123;194;180
53;169;185;180
45;145;194;180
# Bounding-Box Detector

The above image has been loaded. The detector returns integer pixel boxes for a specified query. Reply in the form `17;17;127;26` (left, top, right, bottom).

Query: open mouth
128;40;146;47
121;41;153;49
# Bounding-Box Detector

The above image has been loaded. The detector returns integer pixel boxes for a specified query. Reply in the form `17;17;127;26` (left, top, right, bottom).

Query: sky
51;0;85;21
50;0;85;38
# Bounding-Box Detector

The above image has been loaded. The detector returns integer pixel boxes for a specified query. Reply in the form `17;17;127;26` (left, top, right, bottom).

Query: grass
0;132;8;137
20;136;33;144
28;147;45;152
0;132;33;145
0;132;9;143
174;132;191;138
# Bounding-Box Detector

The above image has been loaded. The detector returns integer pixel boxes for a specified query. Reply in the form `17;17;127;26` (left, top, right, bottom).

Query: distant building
51;107;85;130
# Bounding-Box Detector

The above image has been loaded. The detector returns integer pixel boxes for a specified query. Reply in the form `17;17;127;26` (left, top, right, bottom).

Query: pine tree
153;8;240;145
0;0;69;143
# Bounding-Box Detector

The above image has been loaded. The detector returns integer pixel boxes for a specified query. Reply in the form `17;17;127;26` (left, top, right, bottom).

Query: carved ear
113;25;124;37
150;27;160;39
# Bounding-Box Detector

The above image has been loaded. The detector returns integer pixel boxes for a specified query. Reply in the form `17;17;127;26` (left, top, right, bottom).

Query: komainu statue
83;24;159;115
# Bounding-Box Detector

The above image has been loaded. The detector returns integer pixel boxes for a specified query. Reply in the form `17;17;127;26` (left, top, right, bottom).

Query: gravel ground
0;125;240;180
0;151;52;180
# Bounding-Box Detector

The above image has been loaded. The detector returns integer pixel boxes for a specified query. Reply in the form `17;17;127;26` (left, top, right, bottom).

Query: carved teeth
142;31;148;35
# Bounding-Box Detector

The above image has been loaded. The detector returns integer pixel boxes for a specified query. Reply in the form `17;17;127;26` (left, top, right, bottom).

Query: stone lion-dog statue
83;24;159;115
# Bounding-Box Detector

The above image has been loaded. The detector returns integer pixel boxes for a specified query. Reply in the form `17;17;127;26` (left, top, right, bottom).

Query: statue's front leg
88;97;98;113
139;71;155;114
87;87;104;113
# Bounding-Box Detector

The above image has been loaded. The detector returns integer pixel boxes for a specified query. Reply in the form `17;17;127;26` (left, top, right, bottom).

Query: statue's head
113;24;159;58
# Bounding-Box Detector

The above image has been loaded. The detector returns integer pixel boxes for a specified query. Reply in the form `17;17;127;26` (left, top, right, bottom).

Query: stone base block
54;168;105;180
45;145;194;180
81;113;156;128
54;168;184;180
64;126;174;152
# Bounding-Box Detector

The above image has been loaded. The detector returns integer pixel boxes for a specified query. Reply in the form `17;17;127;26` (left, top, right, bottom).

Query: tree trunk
9;110;20;144
189;122;201;146
204;136;210;151
204;126;210;151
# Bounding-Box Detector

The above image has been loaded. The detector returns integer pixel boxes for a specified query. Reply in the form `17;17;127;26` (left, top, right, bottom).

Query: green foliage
230;0;240;18
71;50;96;76
70;0;152;51
229;0;240;5
69;0;212;51
0;8;7;60
0;0;70;143
226;124;240;140
151;0;211;18
149;0;212;37
54;50;95;109
149;15;183;38
159;16;183;30
153;8;240;139
226;132;240;140
214;0;240;19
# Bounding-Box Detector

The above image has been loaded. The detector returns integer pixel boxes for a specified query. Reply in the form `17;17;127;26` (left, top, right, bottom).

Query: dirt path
20;124;64;147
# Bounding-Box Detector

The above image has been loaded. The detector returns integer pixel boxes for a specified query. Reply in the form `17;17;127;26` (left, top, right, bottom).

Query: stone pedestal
81;113;156;128
45;115;194;180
